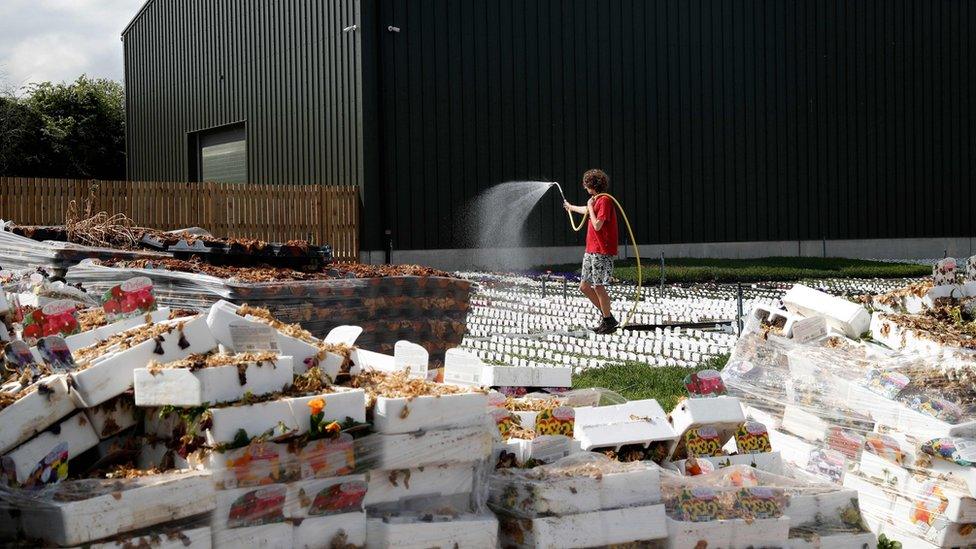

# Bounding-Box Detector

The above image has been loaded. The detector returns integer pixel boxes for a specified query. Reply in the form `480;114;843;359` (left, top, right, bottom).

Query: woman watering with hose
563;169;620;334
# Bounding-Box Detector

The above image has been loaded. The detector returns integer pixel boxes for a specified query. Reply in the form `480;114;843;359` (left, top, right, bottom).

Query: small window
192;123;246;183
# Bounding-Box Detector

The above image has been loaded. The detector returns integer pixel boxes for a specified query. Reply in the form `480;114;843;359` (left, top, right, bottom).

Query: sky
0;0;145;91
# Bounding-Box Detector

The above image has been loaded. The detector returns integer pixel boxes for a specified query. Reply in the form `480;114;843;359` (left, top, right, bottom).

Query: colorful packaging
734;421;772;454
308;480;367;516
673;487;722;522
826;427;865;460
101;276;157;322
534;406;574;437
227;485;287;528
920;437;976;467
22;300;79;340
865;433;906;465
684;369;727;398
684;426;725;458
35;336;75;372
492;408;518;440
734;487;786;519
864;369;910;400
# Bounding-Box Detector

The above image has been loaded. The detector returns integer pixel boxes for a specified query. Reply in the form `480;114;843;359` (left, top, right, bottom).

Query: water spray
547;181;644;329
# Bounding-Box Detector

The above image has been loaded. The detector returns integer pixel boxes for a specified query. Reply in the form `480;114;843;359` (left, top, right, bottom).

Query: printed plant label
684;369;727;398
300;433;355;479
3;339;38;375
674;487;722;522
25;442;69;488
684;426;724;457
734;421;772;454
228;323;278;353
492;408;517;439
224;442;286;489
534;406;574;437
734;487;786;519
227;485;287;528
933;258;958;287
864;369;910;400
102;277;157;322
921;437;976;467
36;336;76;372
865;433;905;464
806;448;846;483
23;300;79;340
910;481;948;529
309;480;367;516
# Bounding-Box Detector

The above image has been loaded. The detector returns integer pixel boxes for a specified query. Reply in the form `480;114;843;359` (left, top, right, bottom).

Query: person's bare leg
579;281;601;311
594;285;613;318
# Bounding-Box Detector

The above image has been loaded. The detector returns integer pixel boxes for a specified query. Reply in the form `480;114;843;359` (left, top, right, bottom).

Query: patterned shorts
580;253;614;286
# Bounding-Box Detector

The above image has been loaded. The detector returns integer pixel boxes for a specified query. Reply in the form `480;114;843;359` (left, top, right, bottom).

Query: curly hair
582;169;610;193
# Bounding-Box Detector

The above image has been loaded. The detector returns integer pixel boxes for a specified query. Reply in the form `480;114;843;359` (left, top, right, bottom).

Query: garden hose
552;183;643;328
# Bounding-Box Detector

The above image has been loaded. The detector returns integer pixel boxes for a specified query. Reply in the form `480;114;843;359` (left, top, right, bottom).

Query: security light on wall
343;24;357;32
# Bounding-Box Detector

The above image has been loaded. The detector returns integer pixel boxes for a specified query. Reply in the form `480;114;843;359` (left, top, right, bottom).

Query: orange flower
307;398;325;416
325;421;342;436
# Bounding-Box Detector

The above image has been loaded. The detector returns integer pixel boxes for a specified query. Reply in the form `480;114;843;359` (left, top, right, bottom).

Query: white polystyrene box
364;463;476;509
64;308;172;351
205;399;295;445
77;526;212;549
667;396;745;459
292;512;366;549
206;300;325;376
83;393;139;440
19;470;215;547
481;364;573;388
287;388;367;432
665;516;791;549
211;523;292;549
665;452;783;476
785;531;877;549
365;513;498;549
71;315;217;407
783;284;871;339
0;374;75;454
372;391;487;434
784;487;863;529
2;411;99;486
500;504;668;548
490;462;660;516
857;450;976;523
362;424;493;470
133;357;295;406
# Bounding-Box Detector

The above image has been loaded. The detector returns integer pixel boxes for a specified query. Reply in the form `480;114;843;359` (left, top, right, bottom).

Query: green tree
0;75;126;179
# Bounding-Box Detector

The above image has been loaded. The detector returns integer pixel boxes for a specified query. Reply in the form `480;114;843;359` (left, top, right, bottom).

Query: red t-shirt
585;195;618;256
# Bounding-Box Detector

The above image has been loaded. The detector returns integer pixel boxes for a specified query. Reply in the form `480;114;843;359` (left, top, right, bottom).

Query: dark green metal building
124;0;976;260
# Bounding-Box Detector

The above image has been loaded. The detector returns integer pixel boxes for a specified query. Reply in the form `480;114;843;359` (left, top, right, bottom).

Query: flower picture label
309;480;367;516
227;485;287;528
684;426;724;457
23;300;79;340
535;406;574;437
3;340;38;375
36;336;76;372
933;258;957;287
24;442;69;488
102;277;157;322
734;421;772;454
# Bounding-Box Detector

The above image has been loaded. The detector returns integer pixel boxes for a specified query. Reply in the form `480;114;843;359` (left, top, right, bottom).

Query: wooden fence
0;178;360;261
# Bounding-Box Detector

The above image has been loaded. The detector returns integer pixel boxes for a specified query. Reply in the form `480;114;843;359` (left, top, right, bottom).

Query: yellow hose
565;192;643;328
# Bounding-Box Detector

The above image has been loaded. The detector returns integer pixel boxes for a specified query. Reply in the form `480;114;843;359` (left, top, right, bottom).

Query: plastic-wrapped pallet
66;260;473;374
490;452;668;548
723;280;976;548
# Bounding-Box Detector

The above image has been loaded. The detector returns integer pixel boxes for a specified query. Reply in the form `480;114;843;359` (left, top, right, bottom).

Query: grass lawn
542;256;929;284
572;354;730;412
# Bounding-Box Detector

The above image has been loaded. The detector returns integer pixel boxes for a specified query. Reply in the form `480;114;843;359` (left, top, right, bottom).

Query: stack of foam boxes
355;358;498;549
665;396;783;476
135;349;369;548
573;399;679;462
490;458;668;548
0;313;219;547
846;431;976;549
1;313;214;489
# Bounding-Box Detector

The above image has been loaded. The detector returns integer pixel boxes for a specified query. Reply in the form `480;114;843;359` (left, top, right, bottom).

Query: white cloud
0;0;144;89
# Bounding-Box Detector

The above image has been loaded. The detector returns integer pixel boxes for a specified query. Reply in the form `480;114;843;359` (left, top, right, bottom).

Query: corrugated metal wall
377;0;976;250
125;0;976;252
123;0;364;191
